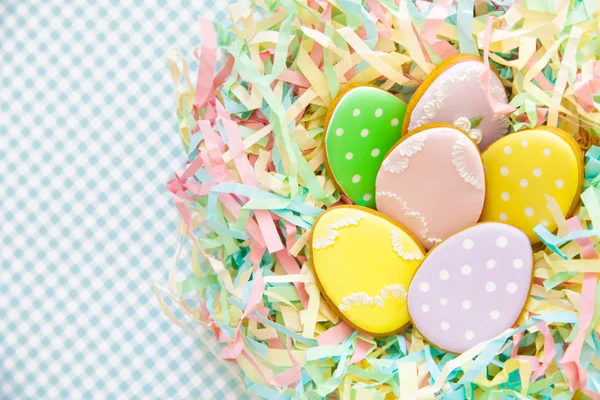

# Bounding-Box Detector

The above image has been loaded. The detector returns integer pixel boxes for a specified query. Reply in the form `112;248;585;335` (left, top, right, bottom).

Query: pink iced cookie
407;223;533;353
404;55;510;151
375;125;485;250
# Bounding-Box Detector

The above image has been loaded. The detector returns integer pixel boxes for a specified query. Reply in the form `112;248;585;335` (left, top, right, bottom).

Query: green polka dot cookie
325;85;407;208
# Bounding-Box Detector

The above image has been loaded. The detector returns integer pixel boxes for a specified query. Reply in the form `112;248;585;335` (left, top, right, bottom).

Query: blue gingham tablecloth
0;1;246;398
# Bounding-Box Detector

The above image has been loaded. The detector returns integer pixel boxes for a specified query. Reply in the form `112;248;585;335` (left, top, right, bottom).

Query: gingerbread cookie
403;55;510;151
310;206;424;336
408;223;533;353
325;86;407;208
375;124;485;250
480;127;583;243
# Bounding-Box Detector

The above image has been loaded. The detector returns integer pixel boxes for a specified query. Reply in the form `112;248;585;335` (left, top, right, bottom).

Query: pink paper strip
278;70;311;87
317;322;354;346
194;17;218;109
511;331;524;358
350;337;373;364
221;119;284;253
365;0;392;38
284;221;297;252
532;321;556;380
214;55;235;88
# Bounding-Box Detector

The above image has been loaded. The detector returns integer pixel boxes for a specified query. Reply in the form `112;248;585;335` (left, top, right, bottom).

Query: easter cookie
408;223;533;353
403;55;510;150
325;85;407;208
480;127;583;243
310;206;424;335
375;124;485;250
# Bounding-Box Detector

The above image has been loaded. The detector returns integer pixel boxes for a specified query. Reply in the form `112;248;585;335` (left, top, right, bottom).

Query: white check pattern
0;1;245;398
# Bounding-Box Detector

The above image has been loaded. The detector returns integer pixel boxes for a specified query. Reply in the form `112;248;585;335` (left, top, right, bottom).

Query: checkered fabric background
0;1;247;398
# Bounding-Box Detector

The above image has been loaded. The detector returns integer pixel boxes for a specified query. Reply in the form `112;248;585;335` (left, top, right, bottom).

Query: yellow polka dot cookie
310;206;425;336
480;127;583;243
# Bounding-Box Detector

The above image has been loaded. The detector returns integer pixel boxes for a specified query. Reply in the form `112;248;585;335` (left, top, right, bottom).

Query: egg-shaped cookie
408;223;533;353
375;124;485;250
310;206;424;335
325;85;407;208
480;127;583;243
403;55;510;151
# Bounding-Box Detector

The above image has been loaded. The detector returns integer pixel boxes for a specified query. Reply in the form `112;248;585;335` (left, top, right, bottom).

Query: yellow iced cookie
481;127;583;243
310;206;425;336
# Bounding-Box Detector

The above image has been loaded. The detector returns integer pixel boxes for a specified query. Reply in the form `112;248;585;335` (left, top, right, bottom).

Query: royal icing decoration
408;223;533;353
310;206;424;335
404;55;510;150
480;128;583;243
325;86;407;207
375;125;485;250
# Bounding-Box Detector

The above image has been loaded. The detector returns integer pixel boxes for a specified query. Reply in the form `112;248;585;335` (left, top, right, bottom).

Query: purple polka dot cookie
407;222;533;353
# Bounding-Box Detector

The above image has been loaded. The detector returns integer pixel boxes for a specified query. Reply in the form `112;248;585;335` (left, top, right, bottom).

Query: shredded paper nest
155;0;600;398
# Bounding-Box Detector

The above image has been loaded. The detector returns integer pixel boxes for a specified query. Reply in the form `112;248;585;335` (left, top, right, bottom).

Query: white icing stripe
398;137;426;156
338;284;408;311
426;237;442;245
391;229;422;261
376;191;432;241
410;67;482;129
451;139;484;191
312;214;363;250
381;157;409;173
381;136;426;174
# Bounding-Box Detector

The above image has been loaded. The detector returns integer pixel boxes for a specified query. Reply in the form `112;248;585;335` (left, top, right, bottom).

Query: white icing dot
521;139;528;148
352;174;361;183
500;167;509;176
375;108;383;117
485;281;496;292
513;258;524;269
506;282;518;294
504;146;512;155
499;212;508;221
353;109;360;117
440;297;448;306
335;128;344;136
421;304;430;312
441;321;450;331
461;265;472;275
542;220;550;227
501;192;510;201
363;193;372;202
462;239;474;250
439;269;450;281
490;310;500;320
520;178;528;188
371;148;380;157
462;300;472;310
525;207;534;217
391;118;399;126
465;330;475;341
345;152;354;160
533;168;542;177
556;179;564;188
360;129;369;137
496;236;508;248
543;148;551;156
486;259;496;269
419;282;430;292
